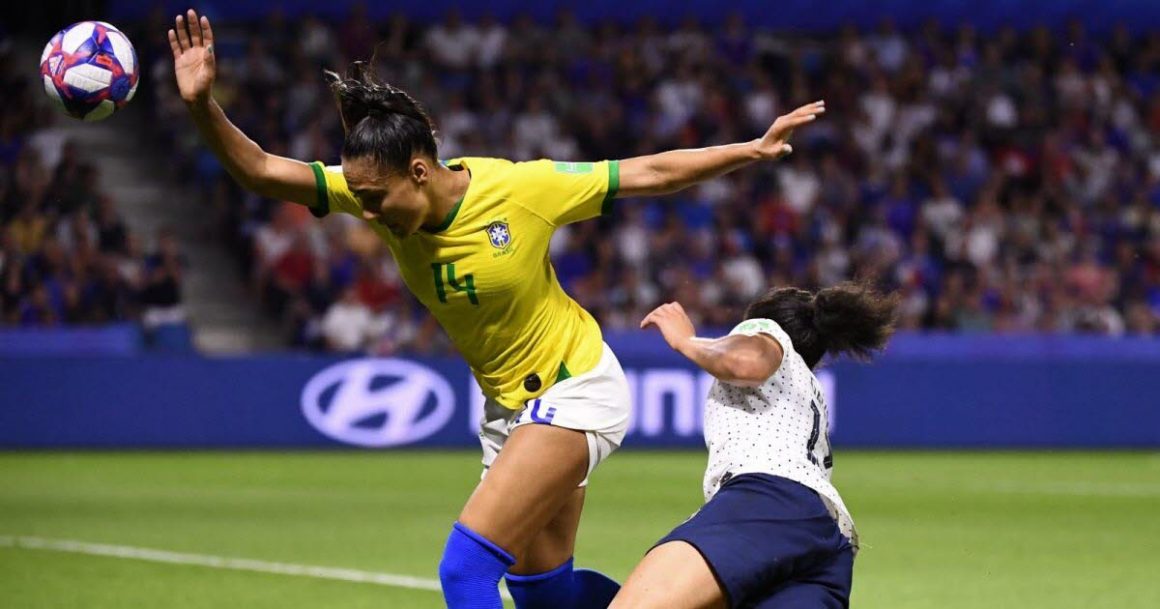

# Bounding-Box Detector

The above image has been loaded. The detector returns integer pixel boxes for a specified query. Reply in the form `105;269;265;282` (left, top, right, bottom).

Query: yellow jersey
308;157;620;409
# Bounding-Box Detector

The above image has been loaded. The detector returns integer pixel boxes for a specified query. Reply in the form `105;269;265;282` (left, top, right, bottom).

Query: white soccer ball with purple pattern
39;21;139;121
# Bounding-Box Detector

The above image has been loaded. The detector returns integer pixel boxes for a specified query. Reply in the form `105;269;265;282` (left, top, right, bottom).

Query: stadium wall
2;332;1158;449
108;0;1160;33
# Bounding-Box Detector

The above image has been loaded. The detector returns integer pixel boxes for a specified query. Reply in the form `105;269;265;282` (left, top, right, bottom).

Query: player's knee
439;522;515;607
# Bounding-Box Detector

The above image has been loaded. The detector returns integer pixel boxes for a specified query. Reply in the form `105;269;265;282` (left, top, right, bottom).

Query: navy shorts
655;473;853;609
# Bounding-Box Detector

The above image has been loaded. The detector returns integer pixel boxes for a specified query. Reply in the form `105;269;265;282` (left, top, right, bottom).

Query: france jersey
702;318;858;548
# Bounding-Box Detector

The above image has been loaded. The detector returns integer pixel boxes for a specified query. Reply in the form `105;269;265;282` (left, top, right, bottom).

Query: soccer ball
39;21;139;122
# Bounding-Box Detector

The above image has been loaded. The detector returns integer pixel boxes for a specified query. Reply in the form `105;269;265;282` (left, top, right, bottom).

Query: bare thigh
608;541;728;609
458;423;590;561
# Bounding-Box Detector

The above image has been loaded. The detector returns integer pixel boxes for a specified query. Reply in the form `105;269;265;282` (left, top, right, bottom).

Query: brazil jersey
308;157;620;409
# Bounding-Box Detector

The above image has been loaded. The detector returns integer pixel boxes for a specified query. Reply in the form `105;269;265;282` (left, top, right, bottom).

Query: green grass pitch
1;451;1157;608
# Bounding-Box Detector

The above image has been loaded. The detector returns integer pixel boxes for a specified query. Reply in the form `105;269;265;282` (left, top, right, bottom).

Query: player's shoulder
443;157;517;208
448;156;512;170
730;318;789;341
469;157;578;187
730;318;796;356
452;157;561;208
315;162;345;179
447;156;516;191
447;156;517;178
513;158;608;176
314;161;356;195
310;161;362;217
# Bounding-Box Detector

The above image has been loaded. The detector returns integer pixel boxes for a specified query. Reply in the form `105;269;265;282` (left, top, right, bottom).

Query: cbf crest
486;221;512;249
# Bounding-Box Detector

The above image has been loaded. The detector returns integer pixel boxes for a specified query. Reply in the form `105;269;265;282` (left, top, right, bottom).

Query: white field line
869;479;1160;497
973;481;1160;497
0;535;511;600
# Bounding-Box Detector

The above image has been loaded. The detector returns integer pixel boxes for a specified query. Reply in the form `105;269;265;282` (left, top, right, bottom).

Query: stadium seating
0;51;190;345
84;14;1160;349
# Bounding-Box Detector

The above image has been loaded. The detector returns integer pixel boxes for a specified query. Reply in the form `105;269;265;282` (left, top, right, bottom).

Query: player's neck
424;163;472;229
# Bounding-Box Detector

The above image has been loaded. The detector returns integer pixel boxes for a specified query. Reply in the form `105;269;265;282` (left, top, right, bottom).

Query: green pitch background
2;451;1157;608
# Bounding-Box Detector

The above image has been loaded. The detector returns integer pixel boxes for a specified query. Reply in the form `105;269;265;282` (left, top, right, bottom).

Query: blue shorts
655;473;853;609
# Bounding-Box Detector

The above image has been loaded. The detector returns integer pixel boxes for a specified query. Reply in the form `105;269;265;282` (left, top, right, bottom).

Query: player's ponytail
811;282;898;363
324;61;438;172
744;282;898;368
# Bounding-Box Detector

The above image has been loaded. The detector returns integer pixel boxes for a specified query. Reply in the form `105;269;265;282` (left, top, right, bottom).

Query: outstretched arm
641;302;783;388
615;101;825;198
169;10;317;207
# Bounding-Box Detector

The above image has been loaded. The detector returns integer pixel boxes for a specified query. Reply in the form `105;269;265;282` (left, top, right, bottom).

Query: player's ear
409;157;429;186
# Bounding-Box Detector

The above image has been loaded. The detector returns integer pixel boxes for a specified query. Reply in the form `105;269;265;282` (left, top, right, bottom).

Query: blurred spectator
476;14;508;69
136;12;1160;350
140;229;187;329
321;285;377;352
425;9;479;70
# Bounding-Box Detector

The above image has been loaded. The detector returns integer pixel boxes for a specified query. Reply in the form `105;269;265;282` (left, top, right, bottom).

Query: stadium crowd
0;44;186;329
136;10;1160;350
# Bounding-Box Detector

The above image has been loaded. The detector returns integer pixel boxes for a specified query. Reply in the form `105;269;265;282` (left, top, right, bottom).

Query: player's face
343;155;431;238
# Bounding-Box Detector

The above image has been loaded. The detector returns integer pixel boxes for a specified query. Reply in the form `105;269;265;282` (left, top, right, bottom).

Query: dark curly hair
324;61;438;173
744;282;899;368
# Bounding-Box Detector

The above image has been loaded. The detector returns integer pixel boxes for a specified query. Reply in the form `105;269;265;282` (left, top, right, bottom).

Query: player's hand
754;100;826;159
168;9;216;105
641;302;697;352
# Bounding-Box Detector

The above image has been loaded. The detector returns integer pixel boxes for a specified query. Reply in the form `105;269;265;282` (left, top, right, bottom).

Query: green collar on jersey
425;161;468;233
427;197;464;233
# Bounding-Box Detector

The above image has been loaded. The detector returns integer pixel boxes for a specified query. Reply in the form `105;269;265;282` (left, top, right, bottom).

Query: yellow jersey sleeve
307;161;363;218
508;159;620;227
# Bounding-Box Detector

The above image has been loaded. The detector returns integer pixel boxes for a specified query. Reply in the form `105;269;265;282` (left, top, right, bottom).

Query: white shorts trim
479;343;631;486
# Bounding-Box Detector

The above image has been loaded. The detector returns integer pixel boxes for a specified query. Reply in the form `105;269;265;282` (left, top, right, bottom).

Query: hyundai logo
301;359;455;447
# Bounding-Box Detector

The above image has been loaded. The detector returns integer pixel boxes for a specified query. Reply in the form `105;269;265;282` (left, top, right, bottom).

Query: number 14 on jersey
431;262;479;305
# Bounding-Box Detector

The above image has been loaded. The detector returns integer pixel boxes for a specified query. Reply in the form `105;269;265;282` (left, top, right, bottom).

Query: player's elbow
646;168;681;195
243;173;279;199
619;159;680;197
224;150;276;197
643;166;685;196
224;162;263;194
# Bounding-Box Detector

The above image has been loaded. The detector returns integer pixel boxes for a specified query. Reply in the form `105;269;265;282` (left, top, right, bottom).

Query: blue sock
439;522;515;609
505;557;621;609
